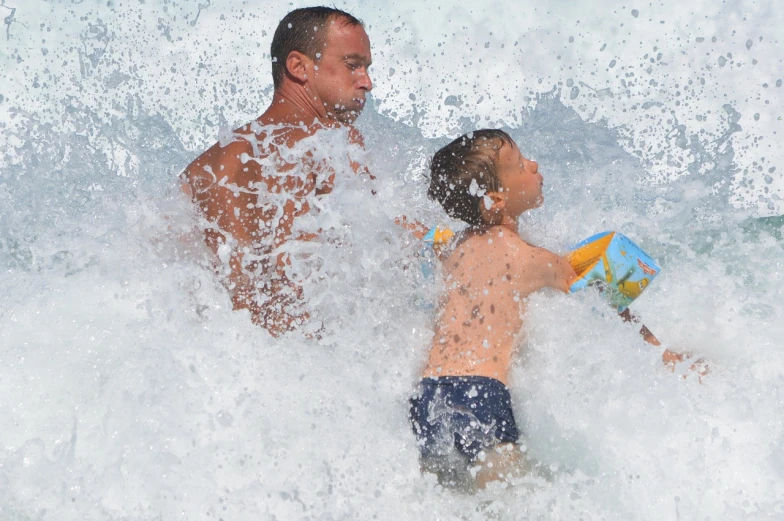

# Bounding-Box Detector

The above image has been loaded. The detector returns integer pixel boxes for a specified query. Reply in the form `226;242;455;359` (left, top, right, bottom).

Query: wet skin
182;18;374;335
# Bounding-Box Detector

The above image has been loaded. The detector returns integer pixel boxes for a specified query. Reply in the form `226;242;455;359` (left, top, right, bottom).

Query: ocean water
1;1;783;520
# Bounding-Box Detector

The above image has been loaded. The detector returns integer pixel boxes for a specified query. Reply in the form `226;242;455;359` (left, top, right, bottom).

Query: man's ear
479;191;505;224
285;50;313;84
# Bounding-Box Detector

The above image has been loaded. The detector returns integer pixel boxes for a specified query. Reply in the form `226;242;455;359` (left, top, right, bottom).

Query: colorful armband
567;231;660;311
422;225;455;255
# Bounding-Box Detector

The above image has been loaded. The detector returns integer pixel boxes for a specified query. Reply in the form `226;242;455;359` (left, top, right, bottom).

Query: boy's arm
619;308;661;346
559;254;704;375
552;253;579;293
395;215;429;239
619;308;701;374
559;247;660;347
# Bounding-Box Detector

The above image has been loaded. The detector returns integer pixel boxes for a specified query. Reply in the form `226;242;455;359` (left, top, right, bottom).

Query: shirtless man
182;7;373;335
409;130;669;490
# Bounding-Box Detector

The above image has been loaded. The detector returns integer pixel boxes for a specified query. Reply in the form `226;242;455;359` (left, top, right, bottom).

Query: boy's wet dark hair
428;129;515;226
270;7;364;89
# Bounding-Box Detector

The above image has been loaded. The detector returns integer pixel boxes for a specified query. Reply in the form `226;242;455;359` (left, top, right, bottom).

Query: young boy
409;130;668;490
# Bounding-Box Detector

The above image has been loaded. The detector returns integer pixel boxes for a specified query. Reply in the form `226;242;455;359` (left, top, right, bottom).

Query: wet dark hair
270;7;363;89
428;129;516;226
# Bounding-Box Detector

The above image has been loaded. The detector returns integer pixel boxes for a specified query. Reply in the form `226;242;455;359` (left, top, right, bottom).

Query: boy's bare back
423;225;575;385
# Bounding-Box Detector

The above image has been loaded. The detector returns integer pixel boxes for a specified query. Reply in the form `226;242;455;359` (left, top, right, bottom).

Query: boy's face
496;142;543;218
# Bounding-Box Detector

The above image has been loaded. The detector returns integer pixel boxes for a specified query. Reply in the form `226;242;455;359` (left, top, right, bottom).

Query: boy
409;130;666;490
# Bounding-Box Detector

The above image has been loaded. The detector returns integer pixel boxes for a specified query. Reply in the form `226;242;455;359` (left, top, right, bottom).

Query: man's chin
333;107;363;124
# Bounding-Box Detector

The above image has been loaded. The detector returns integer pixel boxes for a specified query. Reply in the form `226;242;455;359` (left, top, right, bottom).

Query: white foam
1;1;783;519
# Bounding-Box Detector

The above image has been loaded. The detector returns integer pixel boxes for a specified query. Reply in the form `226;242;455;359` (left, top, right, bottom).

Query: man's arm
346;125;430;239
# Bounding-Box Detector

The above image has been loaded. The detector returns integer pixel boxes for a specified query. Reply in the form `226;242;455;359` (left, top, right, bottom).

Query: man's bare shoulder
252;114;330;149
185;121;304;182
185;133;252;177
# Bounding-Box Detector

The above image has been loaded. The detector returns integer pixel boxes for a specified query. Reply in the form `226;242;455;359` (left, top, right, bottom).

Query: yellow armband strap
423;226;455;252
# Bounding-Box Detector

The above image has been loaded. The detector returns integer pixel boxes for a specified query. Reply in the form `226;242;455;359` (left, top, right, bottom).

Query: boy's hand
662;349;710;382
395;215;429;239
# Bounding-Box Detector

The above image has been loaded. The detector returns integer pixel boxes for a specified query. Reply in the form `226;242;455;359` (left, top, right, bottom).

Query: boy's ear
285;50;313;84
479;191;505;224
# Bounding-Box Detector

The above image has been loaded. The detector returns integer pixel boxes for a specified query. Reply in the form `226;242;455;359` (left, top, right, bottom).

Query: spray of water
1;1;783;519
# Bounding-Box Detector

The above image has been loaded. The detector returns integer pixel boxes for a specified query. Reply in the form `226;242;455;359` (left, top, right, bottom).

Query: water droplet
216;410;234;427
444;95;463;107
754;113;760;121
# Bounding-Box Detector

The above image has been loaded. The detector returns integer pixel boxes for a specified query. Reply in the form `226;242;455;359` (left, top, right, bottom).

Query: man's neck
261;84;328;126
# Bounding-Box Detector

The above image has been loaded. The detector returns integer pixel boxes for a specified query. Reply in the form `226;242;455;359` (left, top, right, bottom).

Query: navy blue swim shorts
408;375;520;462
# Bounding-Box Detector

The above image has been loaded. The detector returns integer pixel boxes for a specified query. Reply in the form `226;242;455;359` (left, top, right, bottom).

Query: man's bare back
183;121;342;333
181;8;372;335
424;225;575;385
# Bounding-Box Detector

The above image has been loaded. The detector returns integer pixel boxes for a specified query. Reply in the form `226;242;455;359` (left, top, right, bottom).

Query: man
182;7;374;336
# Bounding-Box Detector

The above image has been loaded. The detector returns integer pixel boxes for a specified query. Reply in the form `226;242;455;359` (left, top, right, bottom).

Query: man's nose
357;69;372;91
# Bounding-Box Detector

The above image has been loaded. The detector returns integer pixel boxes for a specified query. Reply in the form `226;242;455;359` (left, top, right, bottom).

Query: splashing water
1;1;783;519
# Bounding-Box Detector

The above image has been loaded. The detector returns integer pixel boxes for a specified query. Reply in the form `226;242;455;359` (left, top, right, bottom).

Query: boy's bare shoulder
512;238;576;293
445;227;575;293
443;227;528;276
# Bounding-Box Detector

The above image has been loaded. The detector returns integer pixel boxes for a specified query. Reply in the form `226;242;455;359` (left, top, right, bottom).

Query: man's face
310;20;373;124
